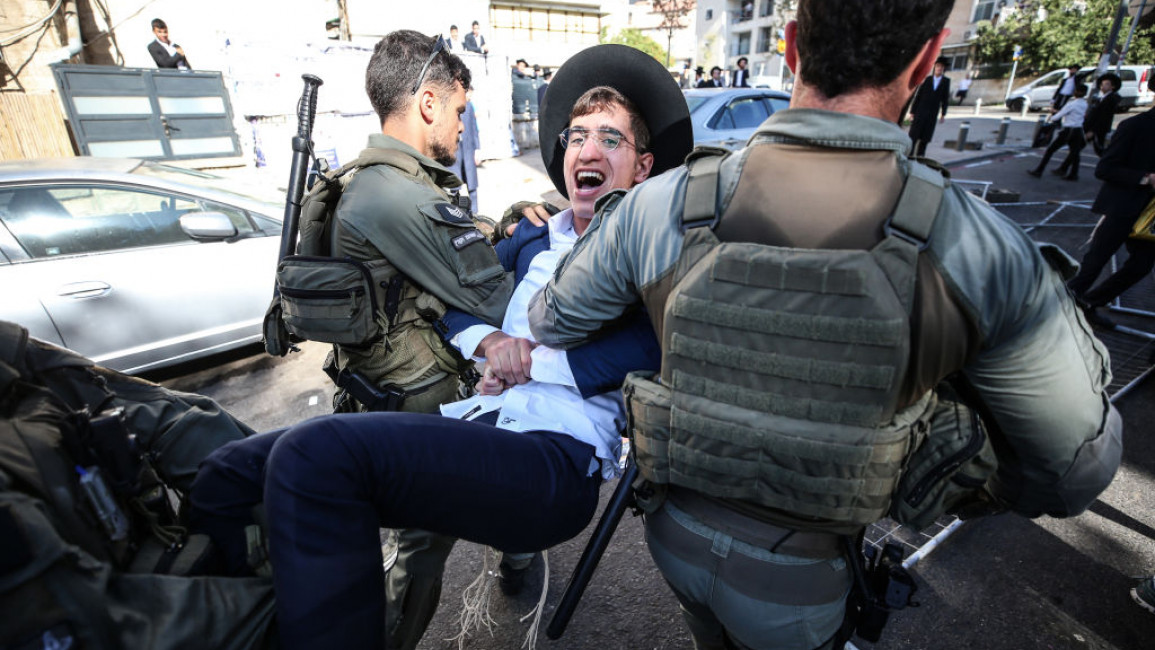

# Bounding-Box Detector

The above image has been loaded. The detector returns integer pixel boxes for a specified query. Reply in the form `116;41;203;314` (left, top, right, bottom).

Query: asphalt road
151;115;1155;650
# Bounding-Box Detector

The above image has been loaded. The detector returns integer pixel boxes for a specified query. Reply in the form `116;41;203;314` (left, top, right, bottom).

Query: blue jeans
189;412;601;650
644;499;850;650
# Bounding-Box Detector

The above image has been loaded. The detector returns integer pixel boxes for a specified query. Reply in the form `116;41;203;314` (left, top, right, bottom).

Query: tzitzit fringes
448;546;500;649
519;549;550;650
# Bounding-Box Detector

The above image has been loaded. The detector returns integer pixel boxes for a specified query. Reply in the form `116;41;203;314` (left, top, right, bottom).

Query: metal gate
50;64;241;161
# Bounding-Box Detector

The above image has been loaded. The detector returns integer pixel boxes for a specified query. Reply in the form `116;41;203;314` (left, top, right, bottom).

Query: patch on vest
451;229;486;250
436;203;473;225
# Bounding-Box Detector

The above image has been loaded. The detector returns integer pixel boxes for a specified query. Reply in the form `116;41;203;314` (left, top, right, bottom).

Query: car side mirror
180;211;238;240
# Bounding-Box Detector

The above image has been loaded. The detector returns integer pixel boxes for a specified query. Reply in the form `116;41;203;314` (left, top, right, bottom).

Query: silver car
0;158;284;373
683;88;791;149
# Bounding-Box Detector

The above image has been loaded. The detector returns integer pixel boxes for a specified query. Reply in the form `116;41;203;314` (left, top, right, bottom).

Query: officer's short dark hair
151;18;167;30
795;0;953;99
568;86;650;154
366;30;471;125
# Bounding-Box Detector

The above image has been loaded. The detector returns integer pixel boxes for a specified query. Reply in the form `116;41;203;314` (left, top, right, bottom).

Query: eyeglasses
558;127;639;153
411;35;447;95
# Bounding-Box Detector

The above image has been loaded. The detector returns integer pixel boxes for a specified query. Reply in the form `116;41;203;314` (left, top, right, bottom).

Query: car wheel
1006;98;1024;112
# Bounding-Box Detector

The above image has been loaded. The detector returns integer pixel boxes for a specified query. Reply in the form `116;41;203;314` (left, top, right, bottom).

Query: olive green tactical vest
278;149;480;413
625;156;946;532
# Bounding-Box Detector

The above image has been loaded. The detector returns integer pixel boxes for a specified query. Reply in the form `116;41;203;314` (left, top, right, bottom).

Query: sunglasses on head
411;35;448;95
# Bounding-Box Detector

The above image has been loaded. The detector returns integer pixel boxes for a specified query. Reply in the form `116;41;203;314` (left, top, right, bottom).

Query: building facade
695;0;789;88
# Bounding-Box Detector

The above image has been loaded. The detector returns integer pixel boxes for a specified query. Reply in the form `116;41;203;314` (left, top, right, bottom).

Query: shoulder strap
884;161;946;250
679;147;730;231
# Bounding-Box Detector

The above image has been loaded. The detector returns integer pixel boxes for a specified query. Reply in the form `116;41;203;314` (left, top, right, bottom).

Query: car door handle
57;281;112;299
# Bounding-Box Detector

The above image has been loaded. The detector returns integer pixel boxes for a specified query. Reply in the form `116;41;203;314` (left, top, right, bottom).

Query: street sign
1013;45;1023;61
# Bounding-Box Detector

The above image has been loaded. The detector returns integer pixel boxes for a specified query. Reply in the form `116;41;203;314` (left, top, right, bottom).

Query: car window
0;185;255;259
711;97;771;130
765;96;789;114
1036;71;1064;87
1121;70;1137;81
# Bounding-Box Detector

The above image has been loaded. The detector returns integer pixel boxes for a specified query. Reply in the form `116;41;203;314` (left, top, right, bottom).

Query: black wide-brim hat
539;44;693;199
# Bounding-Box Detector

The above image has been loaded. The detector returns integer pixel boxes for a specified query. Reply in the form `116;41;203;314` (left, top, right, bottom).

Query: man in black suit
698;66;724;88
1085;72;1122;156
907;57;950;156
463;21;488;54
732;57;750;87
1068;75;1155;327
1052;64;1082;110
147;18;190;70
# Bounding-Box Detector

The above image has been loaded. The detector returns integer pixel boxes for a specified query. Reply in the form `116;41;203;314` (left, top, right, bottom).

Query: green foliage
974;0;1155;75
600;27;668;65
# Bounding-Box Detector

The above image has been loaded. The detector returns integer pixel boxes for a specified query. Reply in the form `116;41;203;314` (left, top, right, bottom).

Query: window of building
706;8;713;20
735;31;751;57
490;4;600;45
738;1;754;21
759;0;775;17
757;26;772;53
972;0;996;22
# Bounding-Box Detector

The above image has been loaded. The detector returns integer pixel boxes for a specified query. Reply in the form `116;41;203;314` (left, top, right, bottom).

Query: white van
1004;65;1154;112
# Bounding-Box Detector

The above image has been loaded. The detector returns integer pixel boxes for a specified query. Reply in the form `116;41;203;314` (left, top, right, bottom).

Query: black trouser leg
1069;210;1140;299
1083;238;1155;307
1058;129;1085;178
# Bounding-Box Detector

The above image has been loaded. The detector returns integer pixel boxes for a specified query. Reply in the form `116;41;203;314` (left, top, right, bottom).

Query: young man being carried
188;43;691;650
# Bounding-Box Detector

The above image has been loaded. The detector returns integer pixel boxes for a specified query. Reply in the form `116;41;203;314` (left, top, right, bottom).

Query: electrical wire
0;0;63;45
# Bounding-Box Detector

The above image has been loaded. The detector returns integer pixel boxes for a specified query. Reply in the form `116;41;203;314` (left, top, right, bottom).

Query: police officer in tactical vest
528;1;1123;648
274;30;515;650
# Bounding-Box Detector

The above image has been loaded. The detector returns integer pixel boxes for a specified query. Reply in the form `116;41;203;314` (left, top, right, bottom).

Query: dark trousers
1035;127;1085;178
188;413;602;650
908;116;938;157
1069;208;1155;306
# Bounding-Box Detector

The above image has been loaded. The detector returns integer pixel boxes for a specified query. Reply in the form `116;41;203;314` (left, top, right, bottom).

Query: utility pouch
622;371;672;485
276;255;392;346
889;396;998;530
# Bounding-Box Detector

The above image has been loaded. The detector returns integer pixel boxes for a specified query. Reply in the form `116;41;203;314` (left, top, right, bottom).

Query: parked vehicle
0;158;284;373
1004;65;1154;112
683;87;791;149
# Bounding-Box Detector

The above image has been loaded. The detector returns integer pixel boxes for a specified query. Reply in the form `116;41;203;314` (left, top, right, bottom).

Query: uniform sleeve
337;168;513;326
931;190;1122;518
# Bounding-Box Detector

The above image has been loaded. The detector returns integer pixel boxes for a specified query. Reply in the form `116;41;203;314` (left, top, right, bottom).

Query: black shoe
498;557;532;596
1083;306;1116;329
1027;168;1042;177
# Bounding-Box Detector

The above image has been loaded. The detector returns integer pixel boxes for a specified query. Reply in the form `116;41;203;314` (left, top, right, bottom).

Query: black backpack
0;321;276;649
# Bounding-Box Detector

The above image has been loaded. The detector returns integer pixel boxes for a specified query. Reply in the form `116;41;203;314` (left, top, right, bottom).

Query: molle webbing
632;155;946;529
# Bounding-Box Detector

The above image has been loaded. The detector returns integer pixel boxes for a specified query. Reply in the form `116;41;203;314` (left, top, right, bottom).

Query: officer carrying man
269;30;517;650
528;1;1122;648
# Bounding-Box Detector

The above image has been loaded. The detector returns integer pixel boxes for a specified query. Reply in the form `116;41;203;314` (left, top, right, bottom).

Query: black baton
546;459;639;639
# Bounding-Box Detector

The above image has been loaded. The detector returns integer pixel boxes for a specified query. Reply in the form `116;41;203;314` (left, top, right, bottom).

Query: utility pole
1098;0;1131;77
1118;0;1150;70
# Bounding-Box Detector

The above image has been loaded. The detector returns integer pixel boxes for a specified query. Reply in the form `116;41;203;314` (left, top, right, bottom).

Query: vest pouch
277;255;390;346
890;397;997;531
623;371;672;485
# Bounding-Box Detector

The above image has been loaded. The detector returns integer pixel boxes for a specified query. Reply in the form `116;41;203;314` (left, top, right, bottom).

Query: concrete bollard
996;117;1011;145
955;121;970;152
974;98;982;115
1021;101;1029;118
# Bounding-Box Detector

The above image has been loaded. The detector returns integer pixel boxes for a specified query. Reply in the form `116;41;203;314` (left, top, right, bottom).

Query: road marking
964;160;992;168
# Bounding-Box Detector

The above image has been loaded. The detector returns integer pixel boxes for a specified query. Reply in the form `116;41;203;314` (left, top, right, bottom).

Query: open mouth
575;170;605;191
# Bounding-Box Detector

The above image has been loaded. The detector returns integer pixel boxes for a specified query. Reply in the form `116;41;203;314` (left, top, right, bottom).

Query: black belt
666;488;843;560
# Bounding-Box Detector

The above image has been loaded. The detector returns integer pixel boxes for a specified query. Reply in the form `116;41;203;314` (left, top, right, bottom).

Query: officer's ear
906;28;950;92
417;88;438;125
